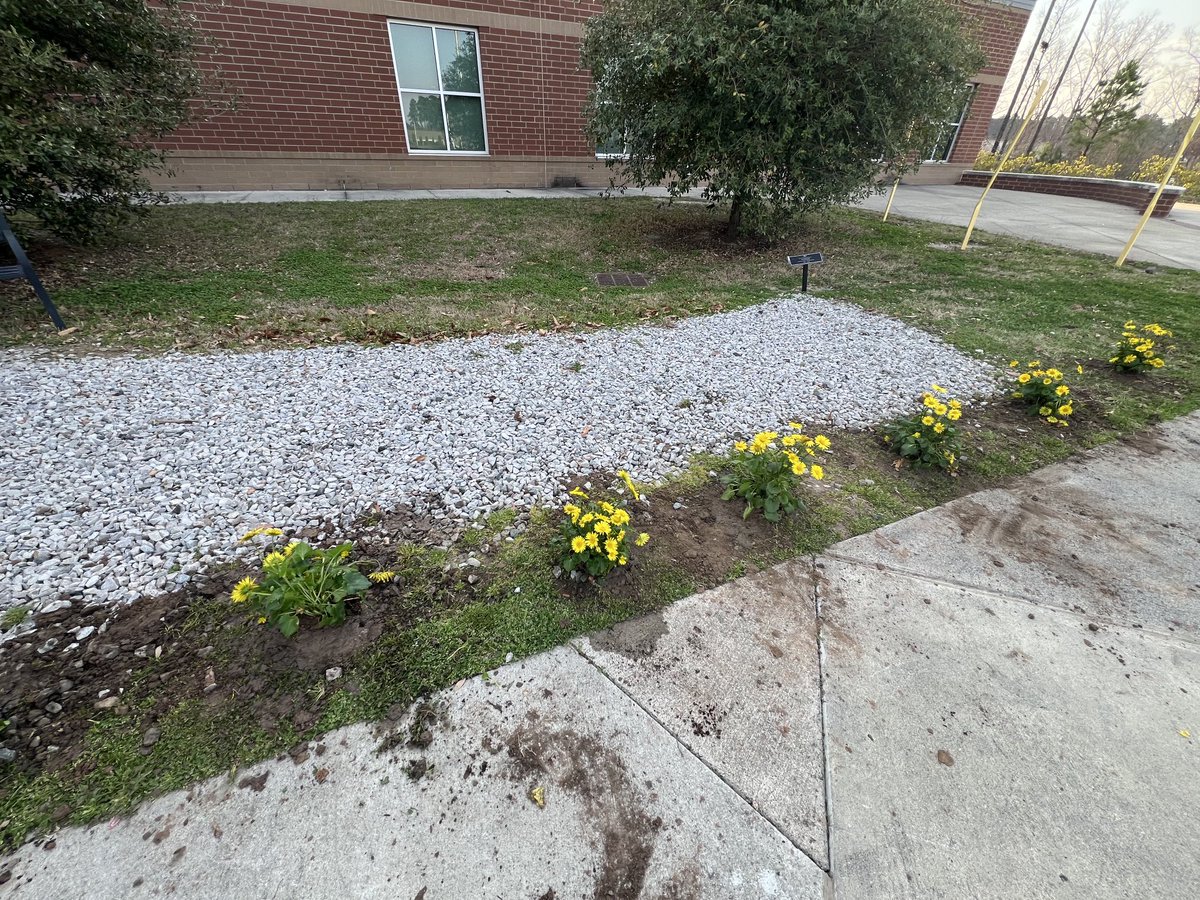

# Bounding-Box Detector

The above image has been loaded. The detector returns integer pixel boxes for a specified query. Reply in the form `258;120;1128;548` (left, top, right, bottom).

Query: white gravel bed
0;297;997;610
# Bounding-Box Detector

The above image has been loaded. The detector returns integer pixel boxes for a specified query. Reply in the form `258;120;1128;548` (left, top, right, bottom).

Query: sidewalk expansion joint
568;641;831;875
819;550;1198;648
810;553;836;885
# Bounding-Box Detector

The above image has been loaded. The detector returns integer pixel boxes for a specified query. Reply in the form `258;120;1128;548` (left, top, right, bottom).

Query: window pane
597;131;627;156
402;92;447;150
391;23;438;91
436;29;480;93
445;96;485;151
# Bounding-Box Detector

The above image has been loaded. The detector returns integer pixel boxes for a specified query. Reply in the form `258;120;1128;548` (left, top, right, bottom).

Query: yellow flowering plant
721;424;830;521
881;385;963;472
1009;360;1075;427
1110;320;1172;373
557;486;647;579
231;538;372;637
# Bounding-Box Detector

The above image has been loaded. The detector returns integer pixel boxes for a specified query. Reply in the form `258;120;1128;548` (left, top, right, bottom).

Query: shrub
1009;361;1076;428
557;486;648;579
882;385;964;472
1110;320;1173;372
232;537;373;637
721;425;829;521
582;0;984;236
973;152;1121;180
1133;156;1200;200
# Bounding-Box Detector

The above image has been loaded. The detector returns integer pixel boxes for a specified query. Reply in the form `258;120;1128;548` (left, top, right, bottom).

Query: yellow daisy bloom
231;576;258;604
571;536;587;554
810;465;825;480
635;532;650;547
369;571;396;583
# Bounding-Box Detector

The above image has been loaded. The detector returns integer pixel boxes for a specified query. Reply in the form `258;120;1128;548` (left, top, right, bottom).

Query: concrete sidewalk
856;184;1200;270
168;186;696;204
3;415;1198;898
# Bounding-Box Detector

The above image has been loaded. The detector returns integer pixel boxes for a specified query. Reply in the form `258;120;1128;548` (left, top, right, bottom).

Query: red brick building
157;0;1036;191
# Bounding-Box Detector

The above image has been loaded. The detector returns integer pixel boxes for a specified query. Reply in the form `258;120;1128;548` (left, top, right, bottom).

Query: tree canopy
1069;60;1147;158
582;0;984;235
0;0;212;242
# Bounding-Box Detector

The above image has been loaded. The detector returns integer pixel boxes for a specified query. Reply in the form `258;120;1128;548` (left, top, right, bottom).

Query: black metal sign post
1;210;66;331
786;252;824;292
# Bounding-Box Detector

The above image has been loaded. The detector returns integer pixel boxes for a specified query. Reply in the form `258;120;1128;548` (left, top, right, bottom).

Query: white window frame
926;87;975;163
387;20;490;156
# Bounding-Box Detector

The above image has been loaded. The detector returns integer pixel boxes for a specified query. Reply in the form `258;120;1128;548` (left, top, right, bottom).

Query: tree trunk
726;197;743;238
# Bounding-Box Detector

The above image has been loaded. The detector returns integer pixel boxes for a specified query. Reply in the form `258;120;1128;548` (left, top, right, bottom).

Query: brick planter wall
957;171;1186;218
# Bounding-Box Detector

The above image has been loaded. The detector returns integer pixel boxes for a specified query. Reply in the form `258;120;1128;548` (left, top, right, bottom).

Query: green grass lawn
2;197;1199;848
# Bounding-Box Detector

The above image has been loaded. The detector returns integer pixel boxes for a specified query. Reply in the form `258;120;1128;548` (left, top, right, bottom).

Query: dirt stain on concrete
588;610;669;659
501;720;662;899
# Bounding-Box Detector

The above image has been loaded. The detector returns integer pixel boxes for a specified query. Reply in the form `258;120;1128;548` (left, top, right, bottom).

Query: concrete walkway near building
4;414;1198;899
857;183;1200;270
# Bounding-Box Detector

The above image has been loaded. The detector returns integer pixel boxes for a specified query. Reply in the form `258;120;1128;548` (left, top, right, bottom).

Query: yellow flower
810;465;824;480
635;532;650;547
1123;354;1137;364
617;529;626;543
570;487;588;498
1018;373;1031;384
617;470;641;500
1008;360;1019;367
579;512;594;526
1039;406;1052;416
912;432;921;439
571;536;587;554
933;422;946;434
585;532;599;550
734;441;748;452
283;541;298;557
788;422;804;431
946;408;961;421
921;415;935;426
1057;405;1071;416
1046;368;1062;379
239;526;265;542
1151;358;1164;368
600;501;615;514
231;576;258;604
563;503;581;523
257;616;267;624
780;434;799;447
949;399;962;410
1042;378;1052;386
814;435;831;451
605;538;619;558
934;403;948;416
1076;365;1084;374
594;519;612;535
931;384;947;394
610;508;630;526
923;395;938;408
1055;385;1069;396
263;551;286;571
618;555;627;566
369;570;396;583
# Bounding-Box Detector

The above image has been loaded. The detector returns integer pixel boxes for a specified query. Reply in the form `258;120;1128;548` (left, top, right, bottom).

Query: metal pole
993;0;1057;153
963;81;1049;251
1026;0;1098;155
1115;107;1200;267
881;177;901;222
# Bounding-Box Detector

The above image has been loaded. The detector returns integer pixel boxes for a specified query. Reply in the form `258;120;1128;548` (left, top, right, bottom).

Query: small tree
0;0;214;242
581;0;984;236
1069;60;1147;159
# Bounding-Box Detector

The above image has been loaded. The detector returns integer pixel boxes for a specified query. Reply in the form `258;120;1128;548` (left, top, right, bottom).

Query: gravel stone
0;297;996;609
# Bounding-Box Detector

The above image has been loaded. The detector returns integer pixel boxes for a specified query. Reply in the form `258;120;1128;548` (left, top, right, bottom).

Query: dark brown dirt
0;535;450;785
636;481;787;586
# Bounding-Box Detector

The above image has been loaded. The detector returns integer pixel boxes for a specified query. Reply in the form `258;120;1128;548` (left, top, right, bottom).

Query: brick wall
957;171;1186;217
157;0;1031;190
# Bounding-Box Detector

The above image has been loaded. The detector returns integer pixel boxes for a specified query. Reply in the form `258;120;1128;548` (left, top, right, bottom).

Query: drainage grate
595;272;651;287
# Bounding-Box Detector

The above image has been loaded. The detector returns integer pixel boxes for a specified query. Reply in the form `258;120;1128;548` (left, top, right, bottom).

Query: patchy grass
2;198;1199;849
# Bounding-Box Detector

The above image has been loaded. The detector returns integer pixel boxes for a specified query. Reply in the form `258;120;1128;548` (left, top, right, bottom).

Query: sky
1122;0;1200;28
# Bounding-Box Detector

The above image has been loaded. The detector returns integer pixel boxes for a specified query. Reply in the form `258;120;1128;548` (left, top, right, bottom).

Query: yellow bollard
962;80;1049;251
881;177;901;222
1115;107;1200;267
